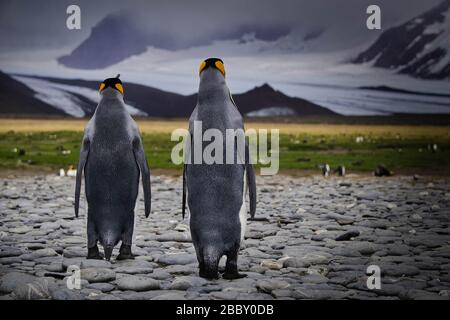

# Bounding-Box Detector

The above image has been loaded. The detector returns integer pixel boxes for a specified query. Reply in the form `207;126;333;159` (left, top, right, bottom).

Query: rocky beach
0;174;449;300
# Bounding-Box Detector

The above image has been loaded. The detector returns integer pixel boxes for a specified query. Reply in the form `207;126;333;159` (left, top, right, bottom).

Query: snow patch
12;76;147;117
246;107;297;117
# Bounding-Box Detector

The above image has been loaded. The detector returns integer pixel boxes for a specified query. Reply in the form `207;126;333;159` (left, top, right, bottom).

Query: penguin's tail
200;246;220;280
103;245;114;261
100;231;120;261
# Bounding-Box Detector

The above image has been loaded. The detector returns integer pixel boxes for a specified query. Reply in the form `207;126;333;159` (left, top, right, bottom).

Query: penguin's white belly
239;170;247;243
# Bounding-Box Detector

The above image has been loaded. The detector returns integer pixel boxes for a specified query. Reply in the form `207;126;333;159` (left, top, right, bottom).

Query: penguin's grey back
186;69;246;255
84;90;139;242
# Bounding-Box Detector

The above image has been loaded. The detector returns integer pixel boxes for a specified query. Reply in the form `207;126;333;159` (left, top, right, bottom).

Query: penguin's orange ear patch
99;83;105;92
115;83;124;95
215;60;225;77
199;61;207;76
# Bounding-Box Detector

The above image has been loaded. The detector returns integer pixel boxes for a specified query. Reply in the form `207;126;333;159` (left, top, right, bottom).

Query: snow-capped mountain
58;10;291;70
11;75;147;117
0;71;65;116
1;73;335;117
58;12;150;70
353;0;450;80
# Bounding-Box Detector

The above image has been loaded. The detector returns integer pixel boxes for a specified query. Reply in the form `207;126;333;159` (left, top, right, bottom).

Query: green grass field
1;119;449;174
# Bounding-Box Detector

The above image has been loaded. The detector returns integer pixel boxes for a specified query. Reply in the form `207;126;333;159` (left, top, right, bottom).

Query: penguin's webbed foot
199;270;219;280
87;246;104;260
222;272;247;280
116;253;135;260
116;244;135;260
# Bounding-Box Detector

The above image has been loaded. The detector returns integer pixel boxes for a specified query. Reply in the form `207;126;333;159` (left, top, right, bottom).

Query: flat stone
282;253;330;268
80;260;112;269
86;283;116;293
0;247;24;258
115;290;165;300
62;258;83;269
156;232;191;242
326;212;354;225
12;278;55;300
9;227;32;234
116;276;160;291
0;272;37;293
113;266;153;274
50;287;85;300
210;291;239;300
149;270;172;280
382;265;420;277
402;289;449;300
80;268;116;283
299;274;329;284
347;242;378;256
170;276;207;290
0;257;22;264
260;260;283;270
40;222;60;230
256;279;290;293
21;248;58;260
157;253;197;265
152;292;187;300
335;230;360;241
46;263;64;272
63;248;85;258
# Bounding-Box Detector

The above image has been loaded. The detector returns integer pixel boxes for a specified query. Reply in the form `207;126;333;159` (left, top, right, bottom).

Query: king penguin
183;58;257;279
75;75;151;261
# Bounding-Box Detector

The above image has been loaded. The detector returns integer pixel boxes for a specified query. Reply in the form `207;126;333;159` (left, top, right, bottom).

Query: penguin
334;165;346;177
182;58;256;280
67;165;77;177
374;164;392;177
74;74;151;261
319;163;330;177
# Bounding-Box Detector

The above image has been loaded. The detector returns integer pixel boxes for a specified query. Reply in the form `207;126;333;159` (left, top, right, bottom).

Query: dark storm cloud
0;0;443;53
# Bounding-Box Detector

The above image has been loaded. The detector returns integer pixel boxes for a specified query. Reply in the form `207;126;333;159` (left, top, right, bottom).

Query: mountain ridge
1;73;336;117
353;0;450;80
0;71;66;116
58;10;291;70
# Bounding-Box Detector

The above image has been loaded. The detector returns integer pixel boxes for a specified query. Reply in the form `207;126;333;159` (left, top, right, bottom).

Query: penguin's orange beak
199;61;207;75
214;60;225;77
115;83;124;95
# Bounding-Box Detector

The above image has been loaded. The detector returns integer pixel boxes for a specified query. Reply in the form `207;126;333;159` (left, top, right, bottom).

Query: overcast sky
0;0;443;53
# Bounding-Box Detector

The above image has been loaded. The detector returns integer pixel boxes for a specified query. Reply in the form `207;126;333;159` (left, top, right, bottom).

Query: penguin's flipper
246;163;256;218
133;137;151;218
182;163;187;219
245;140;256;218
182;133;193;220
75;138;90;218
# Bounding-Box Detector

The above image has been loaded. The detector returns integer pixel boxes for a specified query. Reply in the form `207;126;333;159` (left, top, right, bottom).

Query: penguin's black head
99;74;124;95
199;58;225;77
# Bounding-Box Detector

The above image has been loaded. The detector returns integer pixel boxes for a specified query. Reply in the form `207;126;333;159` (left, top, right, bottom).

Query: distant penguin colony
183;58;257;279
75;74;151;261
